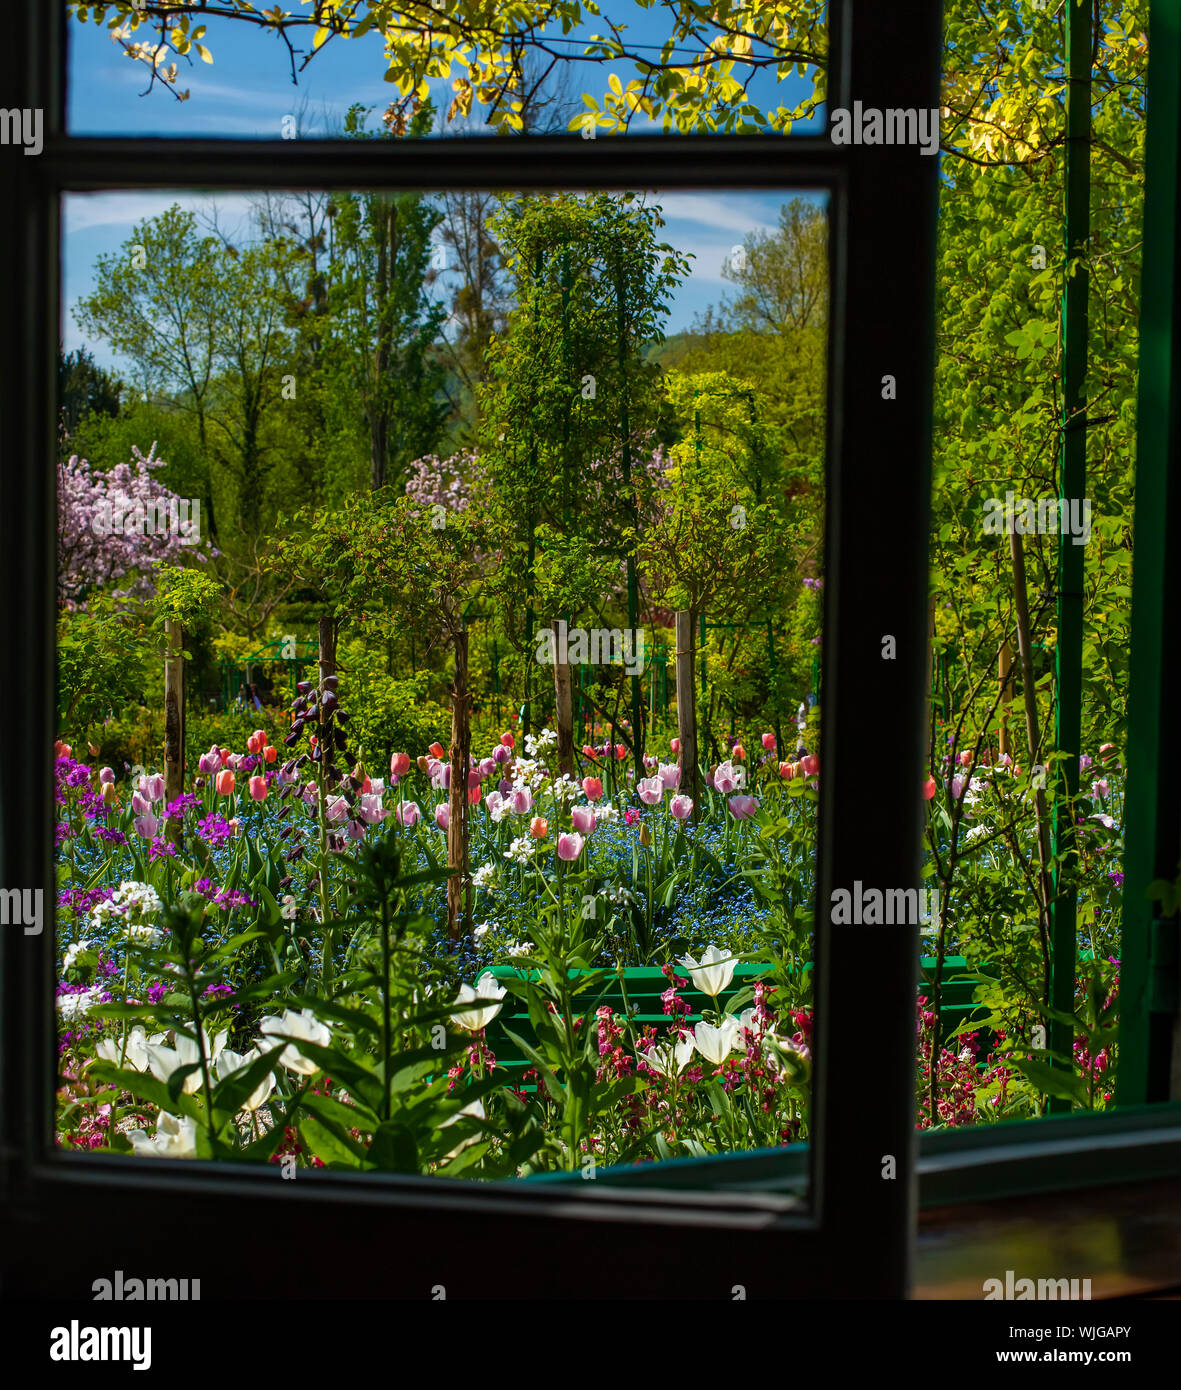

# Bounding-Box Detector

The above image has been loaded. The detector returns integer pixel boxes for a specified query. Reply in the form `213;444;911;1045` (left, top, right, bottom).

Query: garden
52;0;1144;1180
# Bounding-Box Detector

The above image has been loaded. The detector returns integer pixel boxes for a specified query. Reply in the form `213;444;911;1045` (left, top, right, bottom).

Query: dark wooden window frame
1;0;1179;1300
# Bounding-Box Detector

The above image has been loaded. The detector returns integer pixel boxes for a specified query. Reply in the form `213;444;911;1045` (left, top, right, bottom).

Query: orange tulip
529;815;548;839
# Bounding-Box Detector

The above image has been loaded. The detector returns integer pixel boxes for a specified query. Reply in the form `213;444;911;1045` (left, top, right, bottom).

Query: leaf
368;1121;418;1172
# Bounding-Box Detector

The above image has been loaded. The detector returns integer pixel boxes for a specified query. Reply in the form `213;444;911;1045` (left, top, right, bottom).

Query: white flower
63;939;92;971
215;1047;276;1112
89;879;162;933
506;941;534;958
94;1026;161;1072
677;944;739;999
473;923;491;941
127;1111;198;1159
56;986;104;1019
640;1034;695;1078
693;1016;742;1066
258;1008;332;1076
605;882;636;907
145;1028;229;1093
471;863;497;891
120;920;163;943
503;836;533;865
595;802;618;824
450;972;507;1032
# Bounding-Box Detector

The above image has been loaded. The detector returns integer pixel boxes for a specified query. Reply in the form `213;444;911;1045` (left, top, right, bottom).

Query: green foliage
57;596;149;730
337;646;449;766
152;564;222;632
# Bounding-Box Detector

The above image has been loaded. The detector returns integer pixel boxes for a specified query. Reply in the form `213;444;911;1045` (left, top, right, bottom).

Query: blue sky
63;4;826;370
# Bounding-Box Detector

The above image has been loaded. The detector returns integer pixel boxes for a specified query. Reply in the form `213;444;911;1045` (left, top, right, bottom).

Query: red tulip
215;770;235;796
732;743;746;761
264;745;277;763
800;754;819;776
615;744;627;760
248;775;267;802
582;776;603;802
500;732;515;748
779;761;795;780
761;732;776;751
923;777;936;800
670;737;680;754
390;751;411;777
429;742;445;760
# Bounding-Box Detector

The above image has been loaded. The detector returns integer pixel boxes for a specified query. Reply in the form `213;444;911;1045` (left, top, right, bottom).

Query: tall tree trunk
1010;531;1053;1007
998;638;1015;758
553;620;574;777
318;615;336;684
163;619;185;850
675;609;700;819
447;627;472;940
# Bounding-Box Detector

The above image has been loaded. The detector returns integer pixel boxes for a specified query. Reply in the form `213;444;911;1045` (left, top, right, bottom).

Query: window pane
65;2;827;139
55;183;827;1185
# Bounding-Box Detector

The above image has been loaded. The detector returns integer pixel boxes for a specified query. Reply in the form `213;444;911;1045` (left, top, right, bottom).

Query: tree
330;103;449;491
70;2;828;135
272;491;496;940
636;371;794;811
479;193;689;770
57;446;216;611
58;346;123;438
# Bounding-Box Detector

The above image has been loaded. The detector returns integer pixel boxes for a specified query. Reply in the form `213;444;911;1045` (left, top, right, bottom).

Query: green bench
482;957;990;1076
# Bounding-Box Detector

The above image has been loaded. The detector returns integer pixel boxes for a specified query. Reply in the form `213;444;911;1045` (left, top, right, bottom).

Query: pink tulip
479;756;496;777
959;750;973;767
761;732;776;751
950;775;966;800
98;766;115;785
139;773;165;802
582;776;603;802
670;737;680;754
215;770;235;797
713;761;741;794
637;776;663;805
198;749;220;776
493;744;511;765
347;819;366;840
131;790;151;817
357;793;387;824
728;794;759;820
325;795;349;825
396;800;420;828
670;794;693;821
227;818;242;836
218;747;232;766
133;812;158;840
248;775;267;802
510;787;533;816
434;803;449;831
779;761;795;780
390;751;411;777
800;754;819;777
658;763;680;791
557;832;585;861
571;804;597;834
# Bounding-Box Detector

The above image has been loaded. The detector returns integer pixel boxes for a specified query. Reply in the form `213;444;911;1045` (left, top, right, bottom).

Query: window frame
1;0;1178;1300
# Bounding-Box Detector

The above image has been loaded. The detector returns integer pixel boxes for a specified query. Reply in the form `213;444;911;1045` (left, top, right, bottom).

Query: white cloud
62;191;260;236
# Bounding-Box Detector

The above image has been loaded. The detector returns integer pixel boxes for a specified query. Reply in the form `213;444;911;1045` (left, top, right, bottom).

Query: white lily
692;1016;742;1066
127;1110;198;1159
640;1034;695;1078
450;972;507;1032
215;1047;276;1112
144;1028;228;1093
258;1007;331;1076
677;944;738;999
